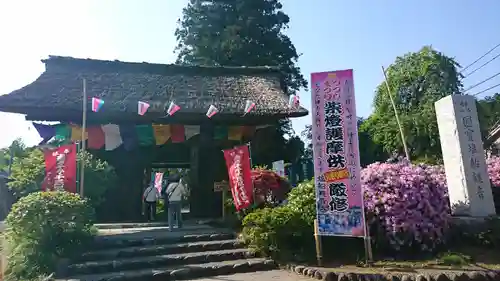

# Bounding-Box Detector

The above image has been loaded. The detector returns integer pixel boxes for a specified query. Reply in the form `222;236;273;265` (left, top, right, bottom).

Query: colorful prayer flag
184;125;200;140
152;124;171;145
87;126;105;149
167;101;181;116
214;126;228;140
243;100;255;115
70;125;88;142
91;97;104;112
288;95;299;108
102;124;123;151
55;124;71;140
119;125;138;151
170;125;185;143
135;125;155;146
206;105;218;118
228;126;243;141
32;123;56;143
138;101;150;116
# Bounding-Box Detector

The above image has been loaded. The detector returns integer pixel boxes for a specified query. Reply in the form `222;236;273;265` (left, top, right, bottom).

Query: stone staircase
58;223;276;280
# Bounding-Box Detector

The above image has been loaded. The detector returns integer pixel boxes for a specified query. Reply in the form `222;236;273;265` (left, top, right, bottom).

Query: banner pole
79;78;87;197
246;142;257;206
381;66;410;161
76;141;80;193
360;189;373;263
313;219;323;266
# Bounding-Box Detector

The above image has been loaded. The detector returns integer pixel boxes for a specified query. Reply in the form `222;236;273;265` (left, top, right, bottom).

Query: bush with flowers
486;156;500;213
361;160;450;254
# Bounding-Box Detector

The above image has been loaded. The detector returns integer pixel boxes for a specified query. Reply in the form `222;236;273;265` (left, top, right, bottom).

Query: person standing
143;183;160;221
165;175;185;231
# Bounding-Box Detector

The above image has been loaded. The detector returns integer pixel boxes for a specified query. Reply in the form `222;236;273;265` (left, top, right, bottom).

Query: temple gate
0;56;307;221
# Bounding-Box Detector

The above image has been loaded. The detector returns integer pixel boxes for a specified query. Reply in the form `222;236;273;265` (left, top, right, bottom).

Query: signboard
310;69;365;237
272;160;285;177
213;180;229;192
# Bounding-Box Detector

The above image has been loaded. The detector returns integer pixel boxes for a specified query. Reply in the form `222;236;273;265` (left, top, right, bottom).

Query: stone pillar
435;95;496;216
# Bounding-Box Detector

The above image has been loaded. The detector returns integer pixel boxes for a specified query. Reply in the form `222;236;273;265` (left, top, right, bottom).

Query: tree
0;138;29;172
367;46;463;162
477;93;500;135
174;0;308;165
175;0;307;94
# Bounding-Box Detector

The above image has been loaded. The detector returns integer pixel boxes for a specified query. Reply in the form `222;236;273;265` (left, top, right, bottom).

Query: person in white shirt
165;175;185;230
143;184;160;221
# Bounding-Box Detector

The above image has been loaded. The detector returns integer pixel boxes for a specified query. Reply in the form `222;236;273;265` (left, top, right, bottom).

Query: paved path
185;270;312;281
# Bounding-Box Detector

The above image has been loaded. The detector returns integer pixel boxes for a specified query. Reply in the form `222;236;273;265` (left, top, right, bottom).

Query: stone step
66;248;255;276
95;222;170;230
93;232;236;250
77;239;244;262
61;258;277;281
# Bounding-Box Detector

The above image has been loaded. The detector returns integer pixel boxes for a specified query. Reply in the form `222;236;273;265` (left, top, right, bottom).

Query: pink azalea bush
361;160;450;252
487;156;500;187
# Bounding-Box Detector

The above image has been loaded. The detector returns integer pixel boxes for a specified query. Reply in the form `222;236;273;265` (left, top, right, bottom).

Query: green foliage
448;217;500;249
477;93;500;147
7;148;117;210
240;180;317;260
368;46;463;160
285;179;316;224
7;149;45;197
3;191;96;280
241;206;313;260
77;151;118;208
0;138;29;172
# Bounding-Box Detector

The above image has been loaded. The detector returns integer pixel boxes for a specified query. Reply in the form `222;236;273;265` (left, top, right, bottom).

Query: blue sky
1;0;500;148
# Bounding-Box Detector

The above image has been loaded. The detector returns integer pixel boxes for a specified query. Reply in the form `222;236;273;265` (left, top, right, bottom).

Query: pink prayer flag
167;101;181;116
288;95;300;108
91;97;104;112
243;100;256;115
206;105;218;118
138;101;150;116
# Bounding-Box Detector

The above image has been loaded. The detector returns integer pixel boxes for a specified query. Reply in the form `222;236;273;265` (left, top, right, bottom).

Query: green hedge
3;191;96;280
240;180;317;261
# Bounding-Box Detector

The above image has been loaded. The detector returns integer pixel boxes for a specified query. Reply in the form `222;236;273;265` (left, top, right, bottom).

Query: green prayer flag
55;124;71;140
135;125;155;146
214;126;228;140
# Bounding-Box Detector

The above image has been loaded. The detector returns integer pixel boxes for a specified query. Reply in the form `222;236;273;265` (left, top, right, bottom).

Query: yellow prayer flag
153;124;171;145
228;126;243;141
70;125;88;142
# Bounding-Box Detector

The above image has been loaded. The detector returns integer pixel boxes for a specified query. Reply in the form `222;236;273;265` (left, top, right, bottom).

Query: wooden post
222;187;226;221
313;219;323;266
79;78;87;197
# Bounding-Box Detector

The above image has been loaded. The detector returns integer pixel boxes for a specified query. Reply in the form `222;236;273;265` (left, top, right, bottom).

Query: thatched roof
0;56;308;124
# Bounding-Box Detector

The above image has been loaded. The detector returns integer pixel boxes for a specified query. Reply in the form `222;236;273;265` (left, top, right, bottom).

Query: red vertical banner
42;144;77;193
223;145;253;211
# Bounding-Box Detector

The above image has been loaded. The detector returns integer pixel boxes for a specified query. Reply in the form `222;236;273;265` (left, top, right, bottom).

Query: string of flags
89;95;300;116
32;122;272;151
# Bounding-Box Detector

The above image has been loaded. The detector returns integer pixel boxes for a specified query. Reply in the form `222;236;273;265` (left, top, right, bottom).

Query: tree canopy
175;0;307;94
365;46;463;162
175;0;308;165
